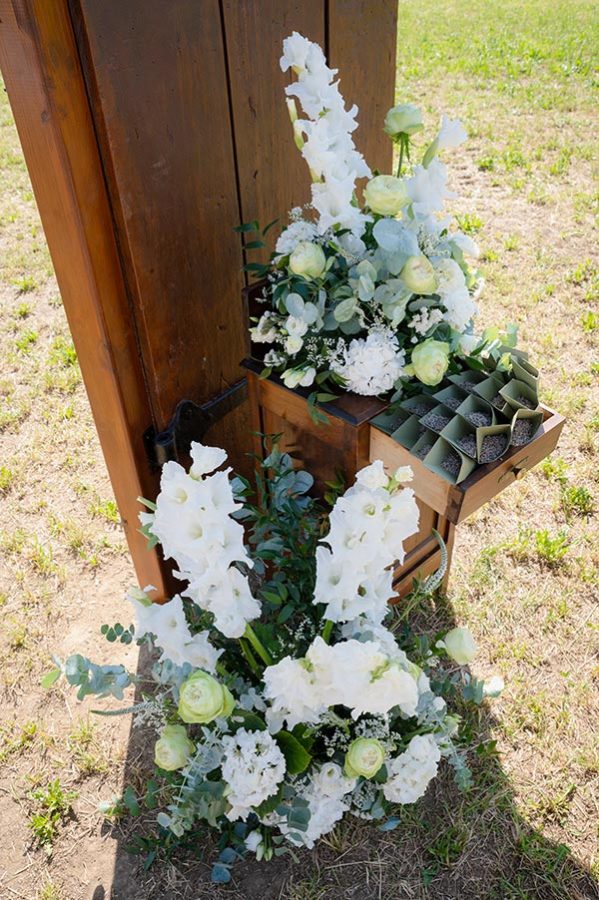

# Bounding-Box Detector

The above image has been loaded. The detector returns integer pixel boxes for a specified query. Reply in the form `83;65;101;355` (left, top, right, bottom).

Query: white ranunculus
178;670;235;724
433;257;466;297
284;334;304;355
263;656;325;731
443;627;477;665
384;103;423;137
364;174;409;216
409;339;451;386
289;241;326;278
350;663;419;719
285;315;309;337
344;738;386;779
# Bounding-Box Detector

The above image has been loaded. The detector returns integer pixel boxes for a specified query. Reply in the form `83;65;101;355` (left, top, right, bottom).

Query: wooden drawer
370;405;565;525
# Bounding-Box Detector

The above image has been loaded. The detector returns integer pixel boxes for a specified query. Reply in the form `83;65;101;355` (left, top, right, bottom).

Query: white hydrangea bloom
275;219;318;256
331;330;406;396
382;734;441;804
128;592;222;673
221;729;286;821
274;763;355;848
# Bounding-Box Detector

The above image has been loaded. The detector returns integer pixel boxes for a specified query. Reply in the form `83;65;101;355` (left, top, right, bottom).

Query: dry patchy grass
1;1;598;897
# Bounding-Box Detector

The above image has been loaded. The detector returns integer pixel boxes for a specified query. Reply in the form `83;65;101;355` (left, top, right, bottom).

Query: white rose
384;104;423;138
444;627;477;665
364;175;408;216
401;255;438;295
289;241;326;278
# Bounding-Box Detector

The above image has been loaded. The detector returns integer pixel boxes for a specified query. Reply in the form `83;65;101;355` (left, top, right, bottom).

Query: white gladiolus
436;115;468;150
280;32;371;236
407;158;457;217
313;462;419;623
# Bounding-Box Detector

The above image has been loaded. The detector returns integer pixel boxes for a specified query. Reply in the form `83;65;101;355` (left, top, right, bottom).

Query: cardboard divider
411;428;439;461
448;370;487;393
474;375;512;415
500;378;539;412
400;394;438;418
432;383;468;411
370;407;409;435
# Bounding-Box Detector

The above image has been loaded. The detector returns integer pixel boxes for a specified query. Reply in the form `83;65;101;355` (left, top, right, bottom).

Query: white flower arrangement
50;440;503;881
244;33;491;399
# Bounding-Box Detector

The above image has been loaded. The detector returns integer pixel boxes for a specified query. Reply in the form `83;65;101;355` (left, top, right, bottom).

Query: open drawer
370;405;565;525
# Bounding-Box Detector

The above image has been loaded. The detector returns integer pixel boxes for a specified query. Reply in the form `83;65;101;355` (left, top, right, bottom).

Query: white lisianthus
443;627;477;665
363;174;408;216
383;734;441;804
401;255;438;295
436;115;467;149
285;334;304;354
289;241;327;278
384;103;423;138
244;830;263;854
154;724;194;772
272;763;354;848
406;158;457;217
285;315;309;338
442;287;478;332
221;729;286;821
249;312;279;344
394;465;413;484
281;365;316;389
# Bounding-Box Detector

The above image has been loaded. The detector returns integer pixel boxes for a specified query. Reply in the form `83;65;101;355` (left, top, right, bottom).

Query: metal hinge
143;379;247;469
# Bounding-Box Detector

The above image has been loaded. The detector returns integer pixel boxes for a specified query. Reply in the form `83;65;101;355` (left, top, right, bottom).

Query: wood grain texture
328;0;397;176
222;0;323;259
0;0;166;593
71;0;251;473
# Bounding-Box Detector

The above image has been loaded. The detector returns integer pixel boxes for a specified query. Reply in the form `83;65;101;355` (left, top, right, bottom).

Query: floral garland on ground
48;442;503;881
246;32;488;397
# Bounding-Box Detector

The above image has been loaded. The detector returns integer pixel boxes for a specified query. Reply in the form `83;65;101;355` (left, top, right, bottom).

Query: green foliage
60;653;135;700
15;328;38;352
561;484;594;518
534;529;570;566
100;621;135;645
28;779;77;851
275;730;312;775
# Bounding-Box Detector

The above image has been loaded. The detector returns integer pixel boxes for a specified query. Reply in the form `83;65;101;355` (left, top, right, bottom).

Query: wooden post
0;0;398;587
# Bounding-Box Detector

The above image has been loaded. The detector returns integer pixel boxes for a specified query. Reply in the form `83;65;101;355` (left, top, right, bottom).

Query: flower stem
239;638;261;678
396;139;405;178
243;623;273;667
321;619;334;644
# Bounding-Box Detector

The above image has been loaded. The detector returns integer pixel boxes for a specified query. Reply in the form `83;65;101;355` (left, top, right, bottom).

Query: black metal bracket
143;379;247;469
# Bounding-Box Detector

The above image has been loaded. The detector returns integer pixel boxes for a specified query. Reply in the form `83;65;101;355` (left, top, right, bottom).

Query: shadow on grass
96;593;599;900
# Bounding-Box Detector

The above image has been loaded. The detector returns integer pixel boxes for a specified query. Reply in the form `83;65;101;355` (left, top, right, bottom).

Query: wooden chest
242;358;565;598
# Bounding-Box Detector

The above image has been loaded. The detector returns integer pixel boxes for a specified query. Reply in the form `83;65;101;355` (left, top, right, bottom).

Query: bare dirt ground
1;1;598;898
